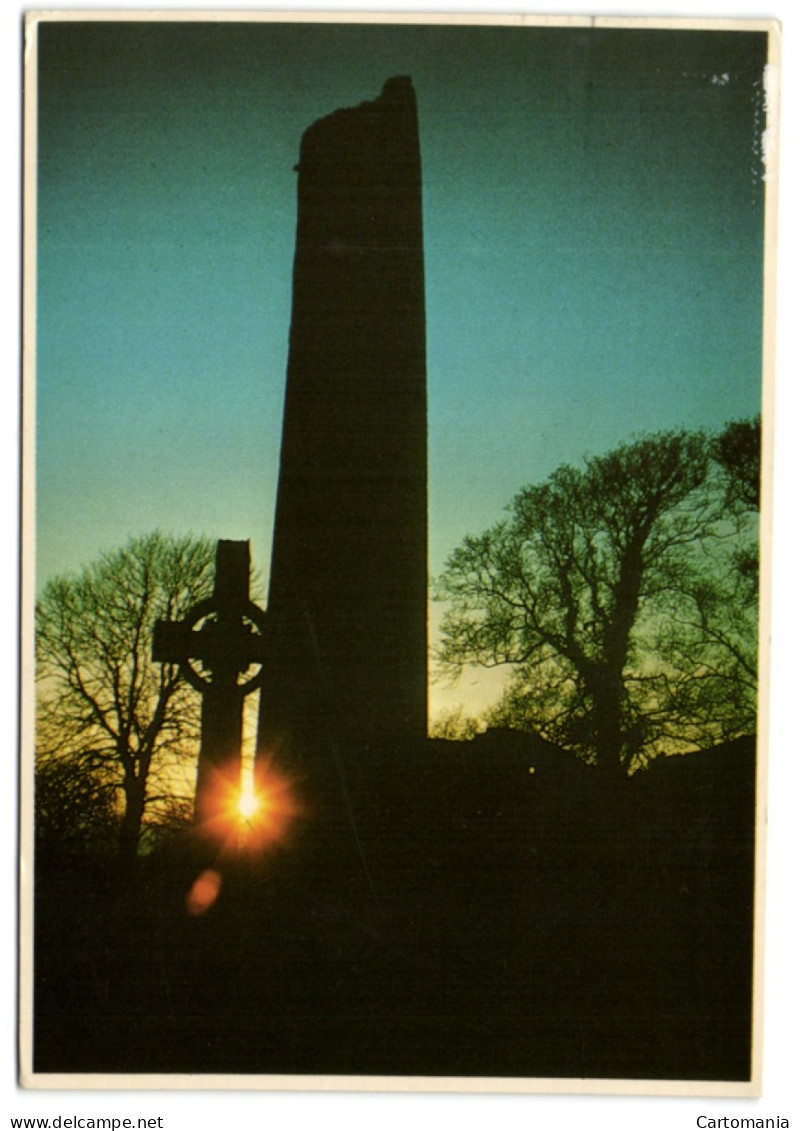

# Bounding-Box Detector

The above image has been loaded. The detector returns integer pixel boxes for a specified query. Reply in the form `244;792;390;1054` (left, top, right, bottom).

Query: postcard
21;11;779;1094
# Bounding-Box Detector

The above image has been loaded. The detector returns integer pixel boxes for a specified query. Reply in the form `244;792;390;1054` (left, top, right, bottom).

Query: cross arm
152;619;268;670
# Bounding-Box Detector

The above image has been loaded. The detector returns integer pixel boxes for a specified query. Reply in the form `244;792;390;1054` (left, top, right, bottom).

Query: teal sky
36;19;767;682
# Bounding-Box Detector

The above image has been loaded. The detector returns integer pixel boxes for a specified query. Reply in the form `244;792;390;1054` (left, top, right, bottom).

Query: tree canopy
35;532;217;862
436;425;759;772
712;415;761;512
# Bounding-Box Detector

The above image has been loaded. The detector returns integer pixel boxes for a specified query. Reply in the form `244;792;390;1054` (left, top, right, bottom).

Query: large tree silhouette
436;427;759;772
35;532;216;864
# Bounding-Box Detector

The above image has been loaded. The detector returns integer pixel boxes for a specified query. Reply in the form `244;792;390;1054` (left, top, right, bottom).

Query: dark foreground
33;733;756;1082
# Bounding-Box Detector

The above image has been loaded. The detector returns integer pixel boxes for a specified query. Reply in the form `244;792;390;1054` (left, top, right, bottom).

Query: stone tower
256;77;428;788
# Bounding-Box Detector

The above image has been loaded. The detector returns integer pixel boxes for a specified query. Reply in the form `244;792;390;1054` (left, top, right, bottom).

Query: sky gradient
35;18;767;715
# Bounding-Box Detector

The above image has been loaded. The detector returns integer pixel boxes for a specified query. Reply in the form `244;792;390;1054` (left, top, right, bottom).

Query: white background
3;1;797;1129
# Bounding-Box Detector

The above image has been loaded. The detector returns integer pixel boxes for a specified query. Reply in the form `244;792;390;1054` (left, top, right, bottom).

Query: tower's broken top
321;74;415;117
377;75;415;101
300;76;419;161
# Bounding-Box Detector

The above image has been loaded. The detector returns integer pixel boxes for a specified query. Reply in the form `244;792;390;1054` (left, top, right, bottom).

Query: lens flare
186;868;222;916
192;758;301;857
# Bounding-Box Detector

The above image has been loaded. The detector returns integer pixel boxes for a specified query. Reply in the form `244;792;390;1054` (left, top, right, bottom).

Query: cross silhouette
153;540;267;830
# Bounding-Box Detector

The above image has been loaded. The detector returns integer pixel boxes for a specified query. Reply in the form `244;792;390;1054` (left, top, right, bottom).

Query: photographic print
22;12;777;1091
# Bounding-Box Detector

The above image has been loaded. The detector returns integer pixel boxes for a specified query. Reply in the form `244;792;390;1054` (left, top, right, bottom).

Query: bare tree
712;415;761;513
35;532;216;864
436;429;758;773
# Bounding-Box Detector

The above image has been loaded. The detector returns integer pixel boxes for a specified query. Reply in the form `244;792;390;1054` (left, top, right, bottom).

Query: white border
11;4;796;1121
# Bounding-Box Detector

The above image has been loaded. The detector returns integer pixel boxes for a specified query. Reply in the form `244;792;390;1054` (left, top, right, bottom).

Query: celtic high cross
152;540;267;830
